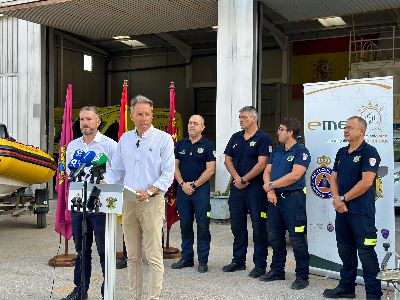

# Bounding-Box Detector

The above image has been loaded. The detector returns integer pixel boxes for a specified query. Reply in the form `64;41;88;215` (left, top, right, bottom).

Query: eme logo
307;120;346;131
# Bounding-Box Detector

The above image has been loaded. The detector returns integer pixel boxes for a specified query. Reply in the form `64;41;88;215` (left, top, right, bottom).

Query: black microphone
136;140;140;148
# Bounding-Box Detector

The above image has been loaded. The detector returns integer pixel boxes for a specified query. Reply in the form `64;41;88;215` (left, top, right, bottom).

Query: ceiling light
318;16;346;27
121;39;147;47
112;36;131;40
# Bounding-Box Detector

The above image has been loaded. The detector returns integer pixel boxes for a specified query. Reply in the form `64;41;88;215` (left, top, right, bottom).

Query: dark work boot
291;278;309;290
61;287;88;300
323;286;356;298
249;267;266;278
259;270;285;282
198;263;208;273
222;262;246;272
171;259;194;269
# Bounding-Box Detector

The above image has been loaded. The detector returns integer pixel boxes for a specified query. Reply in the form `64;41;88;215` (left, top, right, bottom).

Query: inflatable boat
0;138;56;196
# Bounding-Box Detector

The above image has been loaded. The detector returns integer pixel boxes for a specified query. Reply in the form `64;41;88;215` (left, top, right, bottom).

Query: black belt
277;189;304;198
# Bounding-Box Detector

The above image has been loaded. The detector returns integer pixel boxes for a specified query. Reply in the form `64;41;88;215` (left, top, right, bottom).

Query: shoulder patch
269;146;272;153
213;150;216;157
369;157;377;166
303;153;308;161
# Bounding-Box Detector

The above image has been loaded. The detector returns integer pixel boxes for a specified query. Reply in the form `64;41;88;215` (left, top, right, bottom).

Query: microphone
136;140;140;148
90;153;109;183
68;159;80;173
92;153;108;167
69;151;97;182
73;149;86;161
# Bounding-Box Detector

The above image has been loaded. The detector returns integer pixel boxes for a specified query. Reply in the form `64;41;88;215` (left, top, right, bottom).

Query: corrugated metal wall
0;17;44;148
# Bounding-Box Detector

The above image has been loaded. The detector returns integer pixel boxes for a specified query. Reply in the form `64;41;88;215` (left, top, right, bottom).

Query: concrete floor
0;201;399;300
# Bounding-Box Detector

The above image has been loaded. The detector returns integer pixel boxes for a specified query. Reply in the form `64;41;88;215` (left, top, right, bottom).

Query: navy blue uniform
175;137;216;264
268;143;311;279
224;129;272;269
333;141;382;298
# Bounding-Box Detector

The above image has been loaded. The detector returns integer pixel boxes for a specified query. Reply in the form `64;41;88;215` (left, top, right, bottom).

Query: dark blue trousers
267;190;309;279
228;182;268;269
71;212;105;295
176;185;211;264
335;213;382;298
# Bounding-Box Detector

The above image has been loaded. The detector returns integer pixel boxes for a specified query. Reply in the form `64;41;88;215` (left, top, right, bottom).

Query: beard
81;127;96;136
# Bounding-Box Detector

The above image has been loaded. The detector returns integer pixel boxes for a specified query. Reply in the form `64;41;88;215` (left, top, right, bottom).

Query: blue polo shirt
224;129;272;183
270;143;311;192
175;136;216;183
333;141;380;218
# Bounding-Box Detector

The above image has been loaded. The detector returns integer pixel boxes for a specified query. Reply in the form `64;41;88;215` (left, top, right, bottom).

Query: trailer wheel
35;189;49;228
37;212;47;228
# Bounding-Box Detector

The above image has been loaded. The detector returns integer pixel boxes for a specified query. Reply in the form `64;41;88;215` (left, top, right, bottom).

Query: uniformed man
323;116;382;300
171;115;216;273
222;106;272;278
261;118;311;290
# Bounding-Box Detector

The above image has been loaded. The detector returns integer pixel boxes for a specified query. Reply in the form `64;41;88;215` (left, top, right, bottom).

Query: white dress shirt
66;131;118;176
104;125;175;193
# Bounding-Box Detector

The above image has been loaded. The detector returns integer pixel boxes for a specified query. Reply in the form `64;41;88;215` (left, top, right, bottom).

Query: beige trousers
122;191;165;300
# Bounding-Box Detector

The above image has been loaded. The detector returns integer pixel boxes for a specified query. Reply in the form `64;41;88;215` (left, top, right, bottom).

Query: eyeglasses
277;127;288;133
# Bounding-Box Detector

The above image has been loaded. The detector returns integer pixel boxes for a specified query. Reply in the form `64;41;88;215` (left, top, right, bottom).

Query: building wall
54;35;107;109
0;17;45;148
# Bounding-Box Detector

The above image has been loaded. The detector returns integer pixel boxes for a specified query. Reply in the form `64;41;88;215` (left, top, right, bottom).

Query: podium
69;182;124;300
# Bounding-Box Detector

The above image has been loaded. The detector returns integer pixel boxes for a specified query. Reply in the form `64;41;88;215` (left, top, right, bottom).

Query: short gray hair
239;106;258;119
130;95;153;109
80;106;101;121
348;116;367;129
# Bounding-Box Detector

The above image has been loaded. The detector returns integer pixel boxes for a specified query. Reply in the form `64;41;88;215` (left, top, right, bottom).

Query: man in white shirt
62;106;117;300
105;95;175;300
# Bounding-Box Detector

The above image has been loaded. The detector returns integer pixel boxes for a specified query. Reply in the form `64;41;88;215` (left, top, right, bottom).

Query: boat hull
0;139;56;188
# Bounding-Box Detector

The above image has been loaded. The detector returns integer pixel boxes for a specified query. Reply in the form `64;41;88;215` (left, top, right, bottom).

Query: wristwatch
190;182;197;190
268;181;274;191
340;195;346;202
146;189;155;197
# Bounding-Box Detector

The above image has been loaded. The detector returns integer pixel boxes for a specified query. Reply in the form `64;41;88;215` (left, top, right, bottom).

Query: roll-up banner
304;76;395;280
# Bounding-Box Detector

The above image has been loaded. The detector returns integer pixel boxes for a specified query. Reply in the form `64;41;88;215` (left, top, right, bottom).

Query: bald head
188;114;205;140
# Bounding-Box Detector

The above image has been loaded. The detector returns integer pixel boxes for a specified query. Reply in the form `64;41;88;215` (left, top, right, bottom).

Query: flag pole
49;84;76;267
163;81;181;259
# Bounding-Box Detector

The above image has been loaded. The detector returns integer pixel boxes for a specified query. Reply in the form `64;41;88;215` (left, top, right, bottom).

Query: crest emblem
353;156;361;163
303;153;308;161
327;222;334;232
197;147;204;154
369;157;377;166
213;150;216;157
287;156;294;162
310;155;333;199
249;141;256;147
268;146;272;153
358;103;383;132
105;197;117;210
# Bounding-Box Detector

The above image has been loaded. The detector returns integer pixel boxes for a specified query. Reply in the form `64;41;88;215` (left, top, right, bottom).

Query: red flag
55;84;74;239
118;79;128;141
166;82;180;229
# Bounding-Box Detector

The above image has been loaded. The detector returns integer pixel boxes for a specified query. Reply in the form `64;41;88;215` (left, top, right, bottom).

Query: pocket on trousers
363;225;378;247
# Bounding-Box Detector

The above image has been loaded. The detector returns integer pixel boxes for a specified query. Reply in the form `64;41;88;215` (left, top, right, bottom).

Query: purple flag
55;84;73;239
